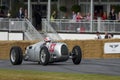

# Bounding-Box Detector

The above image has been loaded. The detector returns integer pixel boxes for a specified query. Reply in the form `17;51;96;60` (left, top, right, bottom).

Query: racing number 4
49;43;56;52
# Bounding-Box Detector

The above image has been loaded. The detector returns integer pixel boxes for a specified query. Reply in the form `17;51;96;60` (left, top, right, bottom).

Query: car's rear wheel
10;46;23;65
40;46;50;65
72;46;82;65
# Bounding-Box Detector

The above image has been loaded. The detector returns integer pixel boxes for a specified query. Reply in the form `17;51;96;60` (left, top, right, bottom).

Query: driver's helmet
44;37;51;42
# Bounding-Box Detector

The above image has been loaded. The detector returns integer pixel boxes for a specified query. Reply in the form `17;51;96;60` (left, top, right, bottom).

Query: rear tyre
72;46;82;65
10;46;23;65
40;46;50;65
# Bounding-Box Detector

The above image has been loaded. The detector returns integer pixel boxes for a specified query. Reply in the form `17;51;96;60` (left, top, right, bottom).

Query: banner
104;42;120;54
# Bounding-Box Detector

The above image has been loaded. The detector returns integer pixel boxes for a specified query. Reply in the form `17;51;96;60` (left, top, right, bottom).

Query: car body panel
24;41;69;62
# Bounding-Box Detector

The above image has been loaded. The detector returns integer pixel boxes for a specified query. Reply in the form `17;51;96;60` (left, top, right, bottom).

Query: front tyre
10;46;23;65
40;46;50;65
72;46;82;65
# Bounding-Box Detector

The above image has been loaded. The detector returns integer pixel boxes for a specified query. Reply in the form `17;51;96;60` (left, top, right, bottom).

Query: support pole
9;0;11;10
47;0;51;22
28;0;31;20
46;0;51;32
90;0;93;32
1;0;2;6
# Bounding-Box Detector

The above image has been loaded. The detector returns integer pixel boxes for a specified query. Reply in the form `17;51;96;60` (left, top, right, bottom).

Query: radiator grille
61;45;68;55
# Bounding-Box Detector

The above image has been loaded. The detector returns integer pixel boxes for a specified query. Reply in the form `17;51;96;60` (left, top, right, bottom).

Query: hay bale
0;40;38;59
0;39;120;59
103;54;120;58
82;40;103;58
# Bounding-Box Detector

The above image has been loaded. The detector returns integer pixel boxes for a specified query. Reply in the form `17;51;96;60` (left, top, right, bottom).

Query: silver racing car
10;38;82;65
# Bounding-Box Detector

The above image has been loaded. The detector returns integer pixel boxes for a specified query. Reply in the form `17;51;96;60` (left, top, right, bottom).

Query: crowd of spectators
16;7;28;19
70;7;120;22
72;11;91;22
0;7;28;19
95;31;114;39
1;6;120;32
0;6;43;30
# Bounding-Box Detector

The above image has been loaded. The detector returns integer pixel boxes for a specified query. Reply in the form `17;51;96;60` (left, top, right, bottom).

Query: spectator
0;9;5;17
109;8;116;20
72;11;76;21
76;12;83;22
50;11;57;21
94;10;98;20
17;7;24;19
111;33;114;38
95;32;102;39
108;33;114;38
117;11;120;21
85;12;91;31
104;32;114;39
102;11;107;20
86;12;91;21
104;32;109;39
24;9;28;19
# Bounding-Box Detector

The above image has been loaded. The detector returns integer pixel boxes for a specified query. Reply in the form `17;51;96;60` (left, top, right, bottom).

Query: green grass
0;69;120;80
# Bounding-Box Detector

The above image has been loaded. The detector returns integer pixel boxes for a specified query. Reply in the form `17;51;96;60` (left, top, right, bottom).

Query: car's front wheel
40;46;50;65
10;46;23;65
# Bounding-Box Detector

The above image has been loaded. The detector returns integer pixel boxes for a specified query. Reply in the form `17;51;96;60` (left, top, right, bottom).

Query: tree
71;4;81;13
59;6;67;18
59;6;67;13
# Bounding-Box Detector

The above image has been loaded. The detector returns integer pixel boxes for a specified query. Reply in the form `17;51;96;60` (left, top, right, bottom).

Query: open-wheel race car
10;37;82;66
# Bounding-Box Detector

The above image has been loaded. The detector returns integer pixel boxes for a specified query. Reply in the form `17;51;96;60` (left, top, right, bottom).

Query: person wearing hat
43;37;52;46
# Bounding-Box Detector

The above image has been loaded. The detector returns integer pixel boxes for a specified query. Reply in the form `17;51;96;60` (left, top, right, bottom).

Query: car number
49;43;56;52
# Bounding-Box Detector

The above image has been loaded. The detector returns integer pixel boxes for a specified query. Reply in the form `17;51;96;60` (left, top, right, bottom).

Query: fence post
97;17;101;32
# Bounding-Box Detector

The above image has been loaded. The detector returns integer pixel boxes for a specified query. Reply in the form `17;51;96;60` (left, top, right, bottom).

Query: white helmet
44;37;51;42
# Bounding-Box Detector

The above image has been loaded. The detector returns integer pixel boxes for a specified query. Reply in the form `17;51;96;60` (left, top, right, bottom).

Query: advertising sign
104;42;120;54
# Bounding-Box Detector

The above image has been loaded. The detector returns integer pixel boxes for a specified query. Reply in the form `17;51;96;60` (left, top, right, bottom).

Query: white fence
0;18;61;41
42;19;120;33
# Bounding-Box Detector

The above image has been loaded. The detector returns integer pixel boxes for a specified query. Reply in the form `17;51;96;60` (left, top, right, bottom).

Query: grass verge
0;69;120;80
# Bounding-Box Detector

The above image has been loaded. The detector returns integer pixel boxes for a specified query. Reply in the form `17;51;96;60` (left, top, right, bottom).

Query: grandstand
42;19;120;40
0;18;120;40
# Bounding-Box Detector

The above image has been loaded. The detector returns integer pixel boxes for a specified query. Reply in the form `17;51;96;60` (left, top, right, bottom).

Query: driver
43;37;51;45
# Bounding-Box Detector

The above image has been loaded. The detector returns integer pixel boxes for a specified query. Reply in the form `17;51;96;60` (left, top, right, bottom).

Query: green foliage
0;6;8;10
71;4;81;13
111;5;120;13
51;4;57;13
59;6;67;13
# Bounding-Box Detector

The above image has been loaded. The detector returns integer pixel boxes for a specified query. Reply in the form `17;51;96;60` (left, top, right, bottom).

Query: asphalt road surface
0;59;120;76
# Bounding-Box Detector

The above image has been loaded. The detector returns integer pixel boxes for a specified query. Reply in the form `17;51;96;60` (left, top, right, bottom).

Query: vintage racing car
10;37;82;65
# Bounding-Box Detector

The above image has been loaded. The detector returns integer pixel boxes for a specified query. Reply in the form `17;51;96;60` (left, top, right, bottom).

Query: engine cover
47;42;69;62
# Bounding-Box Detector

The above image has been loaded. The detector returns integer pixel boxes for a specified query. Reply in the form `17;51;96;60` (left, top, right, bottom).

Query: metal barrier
42;19;62;40
1;18;119;40
0;18;61;41
25;19;44;41
42;19;120;33
0;18;44;41
0;18;26;31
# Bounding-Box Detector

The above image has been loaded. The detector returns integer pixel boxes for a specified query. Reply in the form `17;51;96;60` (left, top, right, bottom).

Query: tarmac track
0;59;120;76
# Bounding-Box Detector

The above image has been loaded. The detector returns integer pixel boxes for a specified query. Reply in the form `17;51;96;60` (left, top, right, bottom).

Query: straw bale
60;40;83;51
0;40;39;59
103;54;120;58
82;40;103;58
0;39;120;59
